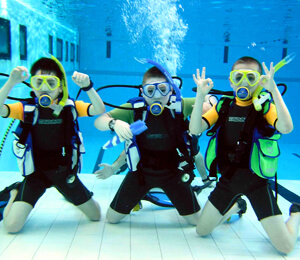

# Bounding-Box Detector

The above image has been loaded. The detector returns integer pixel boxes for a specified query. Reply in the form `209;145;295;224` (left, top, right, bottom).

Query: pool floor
0;172;299;259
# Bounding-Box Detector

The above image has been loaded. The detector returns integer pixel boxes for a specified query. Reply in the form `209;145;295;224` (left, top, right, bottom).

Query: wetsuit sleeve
107;103;134;124
4;102;24;121
264;103;277;128
202;104;218;129
182;97;195;119
75;100;92;117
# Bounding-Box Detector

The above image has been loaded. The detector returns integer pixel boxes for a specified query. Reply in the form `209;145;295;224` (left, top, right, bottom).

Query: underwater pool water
0;0;299;179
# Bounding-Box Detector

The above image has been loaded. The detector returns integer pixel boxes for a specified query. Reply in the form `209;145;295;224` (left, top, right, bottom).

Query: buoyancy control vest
205;93;281;179
12;99;85;176
124;96;195;183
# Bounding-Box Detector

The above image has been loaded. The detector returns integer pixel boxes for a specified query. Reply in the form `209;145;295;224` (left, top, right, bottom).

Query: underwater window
19;24;27;60
56;38;63;61
0;17;11;60
223;46;229;63
76;44;79;62
65;41;69;62
282;47;288;59
49;35;53;54
70;43;75;62
106;41;111;58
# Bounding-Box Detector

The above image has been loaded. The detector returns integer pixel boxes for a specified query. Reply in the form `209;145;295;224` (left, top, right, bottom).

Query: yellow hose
252;86;264;111
51;55;69;116
252;52;296;111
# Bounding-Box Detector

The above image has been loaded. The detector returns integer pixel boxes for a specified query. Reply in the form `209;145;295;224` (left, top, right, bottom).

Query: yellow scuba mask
230;70;261;87
30;75;61;91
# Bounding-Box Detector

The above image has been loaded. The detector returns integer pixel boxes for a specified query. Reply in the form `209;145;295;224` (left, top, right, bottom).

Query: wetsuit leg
162;175;200;216
45;167;93;206
14;171;48;207
110;171;151;214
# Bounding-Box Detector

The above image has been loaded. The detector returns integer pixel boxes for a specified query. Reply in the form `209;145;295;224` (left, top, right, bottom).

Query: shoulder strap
62;99;82;171
233;106;262;164
127;97;147;121
206;96;234;136
17;102;37;146
257;99;277;137
64;98;78;121
172;101;195;171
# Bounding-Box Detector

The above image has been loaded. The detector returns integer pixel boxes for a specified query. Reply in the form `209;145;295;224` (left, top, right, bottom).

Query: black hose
0;119;15;158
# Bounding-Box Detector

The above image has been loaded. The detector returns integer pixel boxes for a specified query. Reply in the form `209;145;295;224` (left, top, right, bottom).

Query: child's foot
0;182;21;202
236;198;247;217
289;202;300;215
227;198;247;222
201;177;217;188
0;182;21;221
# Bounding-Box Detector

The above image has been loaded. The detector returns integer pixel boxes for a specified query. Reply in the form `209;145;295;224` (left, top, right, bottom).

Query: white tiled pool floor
0;172;299;260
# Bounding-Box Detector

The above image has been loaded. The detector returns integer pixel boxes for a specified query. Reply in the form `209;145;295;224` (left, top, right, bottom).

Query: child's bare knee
4;219;23;234
106;216;120;224
196;224;212;236
275;240;294;255
106;208;127;224
89;211;101;221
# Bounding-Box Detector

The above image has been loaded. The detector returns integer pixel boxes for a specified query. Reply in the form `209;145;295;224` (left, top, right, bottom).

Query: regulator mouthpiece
236;87;251;101
150;102;163;116
38;94;52;107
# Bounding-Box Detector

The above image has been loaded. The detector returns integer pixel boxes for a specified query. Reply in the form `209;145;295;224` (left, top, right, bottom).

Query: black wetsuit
205;100;281;220
8;103;93;207
110;109;200;215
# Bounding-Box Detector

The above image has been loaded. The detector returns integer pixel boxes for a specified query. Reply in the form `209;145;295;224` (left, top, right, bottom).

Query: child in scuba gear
189;56;300;254
95;94;218;187
0;57;105;233
94;66;201;225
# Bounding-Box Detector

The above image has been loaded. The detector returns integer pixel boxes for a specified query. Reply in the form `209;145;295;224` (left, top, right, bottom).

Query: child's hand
94;163;115;179
9;66;29;85
193;67;214;97
114;120;133;141
72;71;91;88
259;62;277;93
